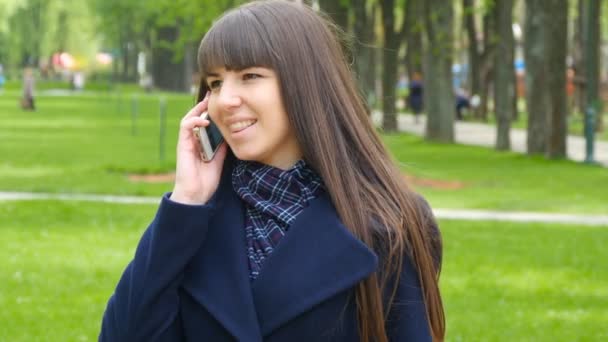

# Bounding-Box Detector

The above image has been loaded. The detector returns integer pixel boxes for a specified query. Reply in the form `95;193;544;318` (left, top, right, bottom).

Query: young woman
100;1;444;341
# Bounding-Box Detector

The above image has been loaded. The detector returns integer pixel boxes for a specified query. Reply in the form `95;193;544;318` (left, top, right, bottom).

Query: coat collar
182;157;378;340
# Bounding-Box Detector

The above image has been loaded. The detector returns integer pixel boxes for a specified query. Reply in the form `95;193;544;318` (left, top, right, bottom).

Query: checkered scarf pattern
232;159;324;281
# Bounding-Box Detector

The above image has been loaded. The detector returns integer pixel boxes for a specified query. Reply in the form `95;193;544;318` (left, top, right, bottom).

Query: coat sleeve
386;195;442;342
99;193;217;342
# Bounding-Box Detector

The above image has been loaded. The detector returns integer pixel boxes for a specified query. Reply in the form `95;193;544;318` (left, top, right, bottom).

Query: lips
229;119;257;133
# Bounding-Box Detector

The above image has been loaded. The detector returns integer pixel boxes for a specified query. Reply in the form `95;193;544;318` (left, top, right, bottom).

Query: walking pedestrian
407;72;424;123
21;67;35;111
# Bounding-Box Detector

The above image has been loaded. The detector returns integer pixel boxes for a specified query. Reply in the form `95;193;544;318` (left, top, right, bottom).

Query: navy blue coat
99;158;435;341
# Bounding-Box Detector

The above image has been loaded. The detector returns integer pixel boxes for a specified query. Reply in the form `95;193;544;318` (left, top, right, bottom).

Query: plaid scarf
232;159;324;281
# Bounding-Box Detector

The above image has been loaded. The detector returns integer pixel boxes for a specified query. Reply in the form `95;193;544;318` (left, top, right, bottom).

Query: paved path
2;191;607;226
372;111;608;167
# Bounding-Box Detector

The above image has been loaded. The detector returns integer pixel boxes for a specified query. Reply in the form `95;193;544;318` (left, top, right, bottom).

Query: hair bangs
198;9;278;79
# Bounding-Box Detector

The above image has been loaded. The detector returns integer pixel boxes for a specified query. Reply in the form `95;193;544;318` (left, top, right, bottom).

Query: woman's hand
170;94;228;205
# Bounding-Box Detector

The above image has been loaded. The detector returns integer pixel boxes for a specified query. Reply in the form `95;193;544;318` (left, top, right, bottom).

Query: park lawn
0;200;606;341
0;89;193;196
384;134;608;214
1;90;607;214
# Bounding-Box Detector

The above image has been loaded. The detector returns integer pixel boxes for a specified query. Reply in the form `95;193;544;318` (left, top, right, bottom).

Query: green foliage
1;0;97;72
88;0;244;64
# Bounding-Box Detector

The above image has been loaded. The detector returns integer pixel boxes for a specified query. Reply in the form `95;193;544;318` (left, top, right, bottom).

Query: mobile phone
195;111;224;161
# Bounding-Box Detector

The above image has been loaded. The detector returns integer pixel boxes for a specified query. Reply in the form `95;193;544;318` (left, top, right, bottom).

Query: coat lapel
251;192;379;336
181;163;263;341
181;154;378;339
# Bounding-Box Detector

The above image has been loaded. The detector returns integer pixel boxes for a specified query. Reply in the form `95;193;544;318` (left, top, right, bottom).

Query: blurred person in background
21;67;35;111
0;63;5;94
407;72;424;123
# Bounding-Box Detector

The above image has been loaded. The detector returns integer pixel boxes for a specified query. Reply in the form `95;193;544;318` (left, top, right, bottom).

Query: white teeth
229;120;256;131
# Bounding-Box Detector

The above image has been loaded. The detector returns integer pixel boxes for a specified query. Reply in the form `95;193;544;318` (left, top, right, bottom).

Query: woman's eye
208;80;222;90
243;73;261;81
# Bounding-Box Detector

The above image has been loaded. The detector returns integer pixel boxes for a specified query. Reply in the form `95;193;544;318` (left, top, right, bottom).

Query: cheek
207;99;219;121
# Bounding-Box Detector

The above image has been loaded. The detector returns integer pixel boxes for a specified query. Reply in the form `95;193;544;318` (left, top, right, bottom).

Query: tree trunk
366;4;379;108
546;0;568;158
423;0;455;142
494;0;514;150
583;0;603;139
524;0;548;154
573;0;586;117
380;0;400;132
405;0;424;79
463;0;480;97
352;0;375;110
183;41;196;93
478;9;497;121
152;26;186;92
588;0;603;132
121;39;130;82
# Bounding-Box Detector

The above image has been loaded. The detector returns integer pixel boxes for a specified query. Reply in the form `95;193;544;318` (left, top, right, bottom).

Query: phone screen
205;118;224;151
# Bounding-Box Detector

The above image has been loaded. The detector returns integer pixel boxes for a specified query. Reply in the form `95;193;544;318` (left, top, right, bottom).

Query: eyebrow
206;72;220;77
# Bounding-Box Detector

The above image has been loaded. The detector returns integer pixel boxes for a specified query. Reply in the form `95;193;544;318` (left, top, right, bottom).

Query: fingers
180;116;210;132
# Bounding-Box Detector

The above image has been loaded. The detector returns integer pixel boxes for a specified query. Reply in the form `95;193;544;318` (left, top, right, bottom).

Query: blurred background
0;0;607;341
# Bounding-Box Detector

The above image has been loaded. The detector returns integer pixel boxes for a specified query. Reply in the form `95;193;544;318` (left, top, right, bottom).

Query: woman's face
205;66;302;170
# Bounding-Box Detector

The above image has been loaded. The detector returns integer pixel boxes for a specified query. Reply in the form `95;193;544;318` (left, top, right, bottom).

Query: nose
216;77;243;111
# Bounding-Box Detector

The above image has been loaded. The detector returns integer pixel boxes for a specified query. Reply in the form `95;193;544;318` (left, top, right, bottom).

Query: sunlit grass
0;200;156;342
441;219;608;341
1;200;606;341
384;134;608;214
1;90;607;213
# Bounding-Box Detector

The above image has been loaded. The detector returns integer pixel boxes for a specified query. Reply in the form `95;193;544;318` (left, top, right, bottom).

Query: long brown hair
197;1;444;341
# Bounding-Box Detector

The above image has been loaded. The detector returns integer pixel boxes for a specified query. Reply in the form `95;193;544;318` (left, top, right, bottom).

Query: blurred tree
90;0;243;91
572;0;585;116
318;0;349;31
351;0;378;109
404;0;423;80
422;0;455;142
524;0;547;154
524;0;569;157
583;0;603;133
479;2;498;122
8;0;49;67
89;0;146;82
545;0;568;158
493;0;514;151
380;0;409;132
463;0;480;101
461;0;499;121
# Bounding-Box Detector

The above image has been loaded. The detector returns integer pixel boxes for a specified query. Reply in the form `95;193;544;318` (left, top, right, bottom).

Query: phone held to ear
194;111;224;161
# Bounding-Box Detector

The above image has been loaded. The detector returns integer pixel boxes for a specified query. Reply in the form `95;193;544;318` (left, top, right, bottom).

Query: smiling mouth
230;120;257;133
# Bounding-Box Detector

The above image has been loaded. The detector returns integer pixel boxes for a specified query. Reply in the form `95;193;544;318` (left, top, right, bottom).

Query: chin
231;146;262;163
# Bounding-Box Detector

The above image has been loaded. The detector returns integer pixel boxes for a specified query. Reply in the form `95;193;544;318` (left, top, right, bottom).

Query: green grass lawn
1;90;607;214
0;89;193;196
1;200;606;341
384;134;608;214
1;90;606;341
